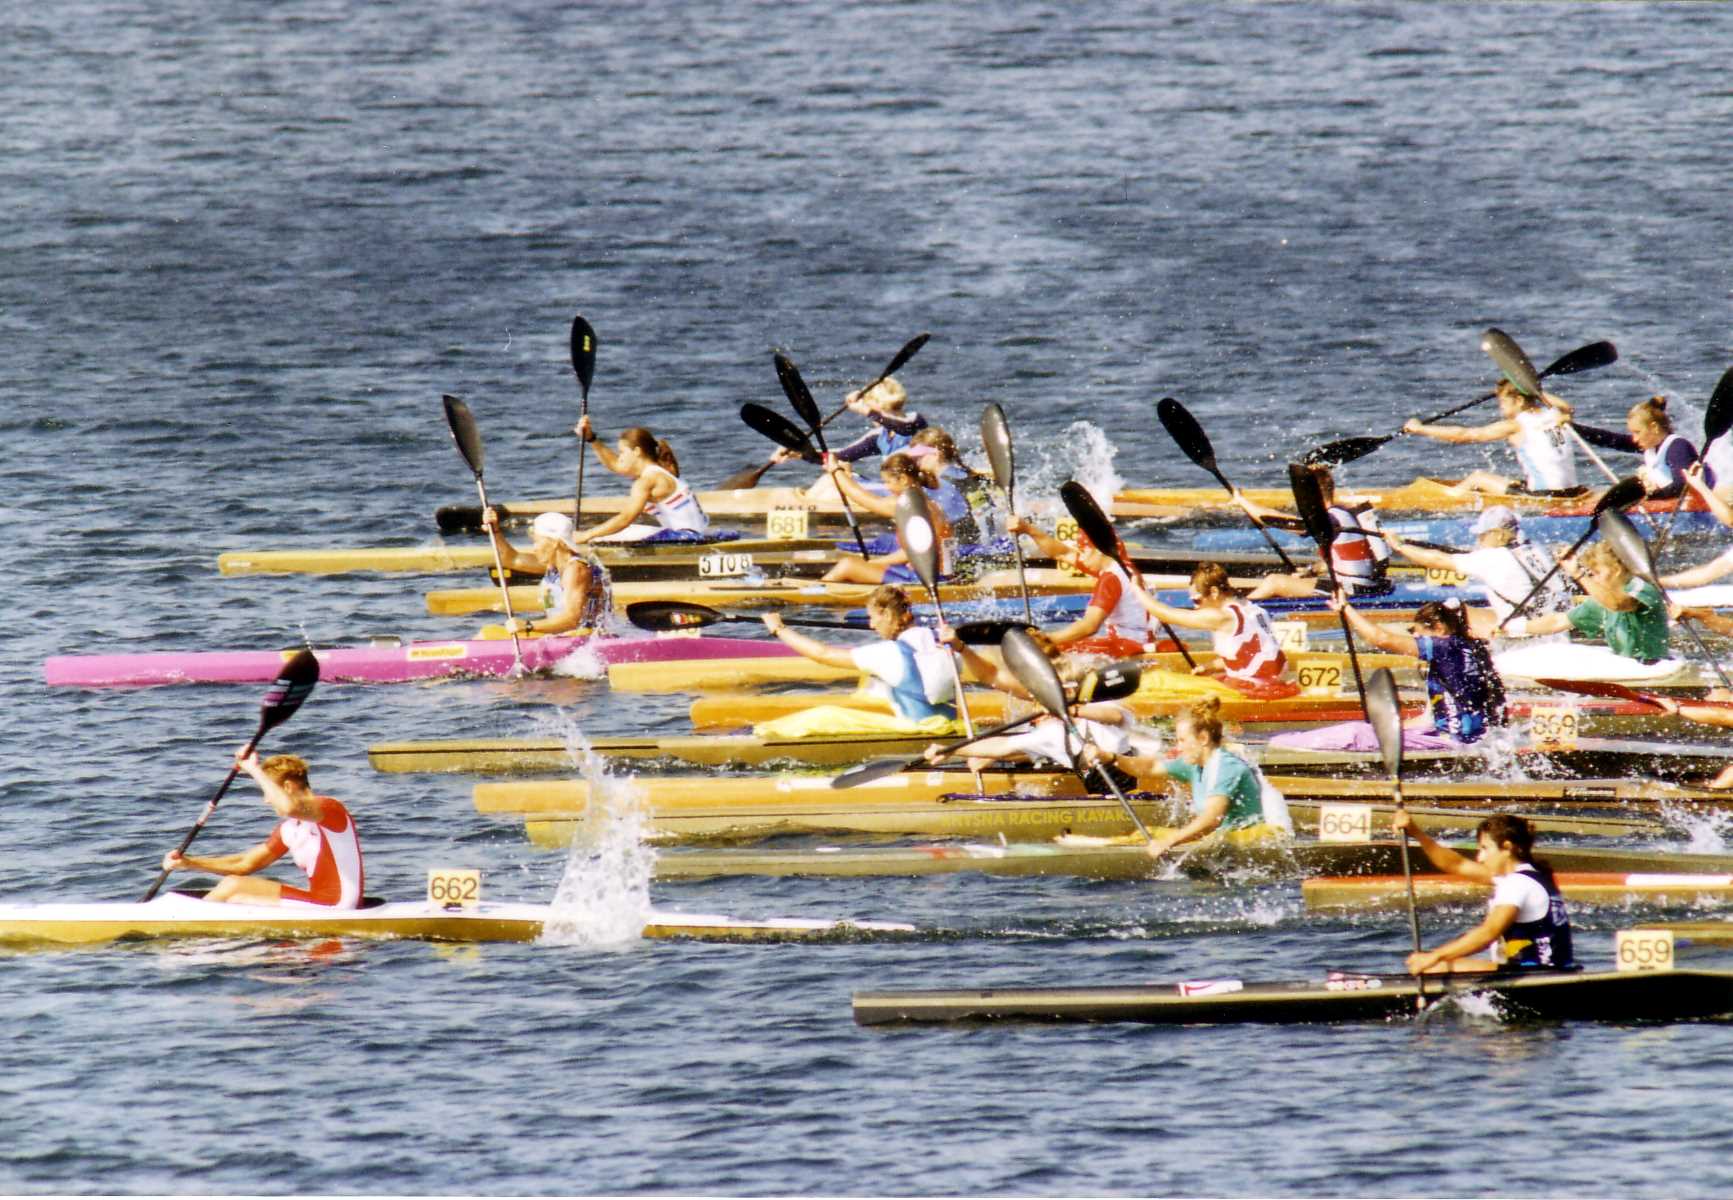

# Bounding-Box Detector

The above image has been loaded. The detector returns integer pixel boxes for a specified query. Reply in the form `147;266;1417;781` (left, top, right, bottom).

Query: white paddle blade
1000;626;1068;718
1366;667;1404;781
894;486;943;592
1597;509;1657;582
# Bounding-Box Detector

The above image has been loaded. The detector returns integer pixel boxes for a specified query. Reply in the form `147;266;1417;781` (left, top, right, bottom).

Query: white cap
531;511;581;549
1471;506;1520;535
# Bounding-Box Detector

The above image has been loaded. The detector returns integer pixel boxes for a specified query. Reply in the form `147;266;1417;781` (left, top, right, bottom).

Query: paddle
1537;676;1733;713
980;403;1035;622
1491;476;1644;634
1598;510;1733;689
895;485;982;790
1158;398;1300;568
570;315;597;531
444;394;525;671
776;352;871;557
832;658;1145;789
624;599;1023;645
1366;666;1423;1003
1001;626;1151;840
1656;365;1733;550
1287;463;1368;710
720;334;931;489
1060;480;1196;669
142;649;320;902
1305;340;1618;468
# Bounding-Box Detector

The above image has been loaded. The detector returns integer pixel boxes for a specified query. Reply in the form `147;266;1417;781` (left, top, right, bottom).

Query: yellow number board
766;507;810;540
1054;517;1086;577
1316;803;1374;843
1615;929;1674;972
1529;705;1579;752
1297;663;1342;695
1425;565;1470;588
428;868;481;910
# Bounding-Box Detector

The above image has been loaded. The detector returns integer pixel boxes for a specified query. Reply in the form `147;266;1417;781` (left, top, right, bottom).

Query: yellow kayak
217;538;841;577
1116;477;1580;514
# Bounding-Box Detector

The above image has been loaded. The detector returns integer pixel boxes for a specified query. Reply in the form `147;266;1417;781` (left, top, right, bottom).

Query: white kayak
0;892;916;947
1493;643;1703;688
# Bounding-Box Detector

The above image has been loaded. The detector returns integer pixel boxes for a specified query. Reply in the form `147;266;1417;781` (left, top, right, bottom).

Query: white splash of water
1013;420;1125;517
537;719;656;948
1657;800;1733;853
548;642;607;680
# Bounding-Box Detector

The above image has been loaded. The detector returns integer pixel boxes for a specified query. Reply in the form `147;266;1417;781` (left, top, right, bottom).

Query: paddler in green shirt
1502;541;1670;663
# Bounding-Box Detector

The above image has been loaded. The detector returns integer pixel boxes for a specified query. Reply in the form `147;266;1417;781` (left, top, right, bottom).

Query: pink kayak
43;634;798;688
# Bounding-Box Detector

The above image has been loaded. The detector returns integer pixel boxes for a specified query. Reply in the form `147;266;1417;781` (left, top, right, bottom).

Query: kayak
851;968;1733;1026
1191;510;1726;555
1492;644;1710;689
42;633;798;689
217;539;843;579
1304;869;1733;911
0;892;915;948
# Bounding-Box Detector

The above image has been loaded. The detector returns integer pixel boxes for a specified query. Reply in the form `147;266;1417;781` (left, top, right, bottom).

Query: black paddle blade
442;394;485;478
1594;476;1646;514
1704;365;1733;446
1365;667;1404;782
570;316;597;400
1482;328;1542;397
980;403;1016;493
1156;397;1218;473
624;600;722;632
774;352;824;436
955;618;1031;646
894;486;944;592
1059;481;1123;563
876;333;930;383
1541;340;1617;379
1077;659;1142;703
1598;510;1657;582
740;403;821;463
260;649;320;734
718;459;779;491
1286;462;1336;550
1303;435;1390;468
1001;626;1069;719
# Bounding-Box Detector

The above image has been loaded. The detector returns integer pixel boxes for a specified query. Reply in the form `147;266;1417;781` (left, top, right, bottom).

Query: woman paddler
1401;379;1582;497
1497;541;1672;674
753;585;961;738
773;375;929;484
1384;506;1572;639
572;416;711;542
1007;515;1157;658
479;509;612;637
1126;563;1299;699
819;452;954;585
1080;697;1291;859
1270;594;1506;752
1231;465;1393;601
1394;812;1576;975
1574;395;1701;501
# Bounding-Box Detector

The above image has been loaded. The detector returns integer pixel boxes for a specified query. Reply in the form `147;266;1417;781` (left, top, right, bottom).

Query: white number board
428;868;481;910
1316;803;1374;843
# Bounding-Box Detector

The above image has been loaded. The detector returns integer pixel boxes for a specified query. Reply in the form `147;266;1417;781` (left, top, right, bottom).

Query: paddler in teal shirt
1502;541;1670;663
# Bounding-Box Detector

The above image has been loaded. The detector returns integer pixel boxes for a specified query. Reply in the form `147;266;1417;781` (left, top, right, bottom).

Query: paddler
1231;465;1393;600
819;452;954;585
1394;812;1575;974
774;376;926;470
1645;679;1733;789
1384;506;1572;638
1082;698;1289;859
1401;380;1582;497
1006;515;1155;657
754;585;961;737
1126;563;1298;698
159;750;364;908
479;509;611;637
1574;395;1700;500
1270;594;1506;752
1500;541;1671;667
572;418;711;541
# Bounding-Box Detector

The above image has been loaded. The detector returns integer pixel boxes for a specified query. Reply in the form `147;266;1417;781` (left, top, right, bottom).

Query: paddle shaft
474;474;525;668
1060;712;1151;841
925;587;984;793
1492;521;1600;636
1001;481;1035;624
800;419;871;559
141;731;267;901
1212;465;1298;570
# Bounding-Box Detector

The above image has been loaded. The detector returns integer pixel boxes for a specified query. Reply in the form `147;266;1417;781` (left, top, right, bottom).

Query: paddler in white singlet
573;418;710;540
159;750;364;908
1233;465;1392;600
479;509;611;637
1008;515;1155;658
1384;505;1570;639
1127;562;1298;698
1402;379;1582;496
1574;395;1701;501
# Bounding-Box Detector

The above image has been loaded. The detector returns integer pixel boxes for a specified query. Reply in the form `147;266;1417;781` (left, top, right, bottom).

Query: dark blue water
7;2;1733;1195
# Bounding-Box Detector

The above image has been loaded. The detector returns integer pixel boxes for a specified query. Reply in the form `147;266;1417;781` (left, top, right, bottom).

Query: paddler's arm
1651;692;1733;729
825;456;897;518
1327;590;1418;657
573;475;654;543
1401;417;1520;445
1671;606;1733;638
576;416;631;477
1382;533;1461;574
480;508;539;575
937;625;1029;695
1125;572;1225;632
1407;906;1516;975
1391;809;1491;879
1142;791;1228;859
1050;603;1107;647
528;559;596;636
761;613;856;670
1682;461;1733;529
1005;515;1070;561
1229;488;1306;531
162;840;281;879
1661;544;1733;589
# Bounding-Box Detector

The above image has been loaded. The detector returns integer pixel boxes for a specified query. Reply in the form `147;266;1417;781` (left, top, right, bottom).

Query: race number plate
428;868;481;910
698;552;755;578
1424;565;1469;588
1615;928;1674;972
766;507;810;540
1297;662;1343;695
1529;705;1579;751
1054;516;1086;577
1272;620;1309;652
1316;803;1374;843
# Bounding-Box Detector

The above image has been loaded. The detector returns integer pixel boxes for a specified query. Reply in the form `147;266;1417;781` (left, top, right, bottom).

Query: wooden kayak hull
1304;869;1733;911
851;969;1733;1025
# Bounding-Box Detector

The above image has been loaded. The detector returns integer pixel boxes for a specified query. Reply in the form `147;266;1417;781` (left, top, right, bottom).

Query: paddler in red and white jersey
573;418;711;541
1006;515;1156;658
479;509;612;638
1231;464;1393;601
159;751;363;908
1126;562;1299;699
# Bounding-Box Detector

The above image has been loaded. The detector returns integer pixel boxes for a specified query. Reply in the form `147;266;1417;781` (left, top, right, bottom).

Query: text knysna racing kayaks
0;891;915;947
42;633;799;688
850;968;1733;1026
